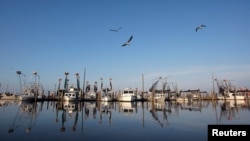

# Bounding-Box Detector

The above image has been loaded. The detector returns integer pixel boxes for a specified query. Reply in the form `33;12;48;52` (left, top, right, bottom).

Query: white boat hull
118;88;136;102
119;95;136;102
217;92;245;100
0;94;21;100
101;96;113;102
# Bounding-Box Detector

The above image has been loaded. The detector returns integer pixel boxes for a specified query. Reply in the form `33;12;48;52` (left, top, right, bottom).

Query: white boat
0;93;21;100
147;77;167;103
0;84;21;100
215;78;245;100
63;72;82;101
118;88;136;102
84;82;98;101
63;86;80;101
100;87;114;102
101;95;113;102
217;90;245;100
85;91;97;100
148;92;165;103
98;78;114;101
19;83;43;101
154;93;166;103
176;96;189;102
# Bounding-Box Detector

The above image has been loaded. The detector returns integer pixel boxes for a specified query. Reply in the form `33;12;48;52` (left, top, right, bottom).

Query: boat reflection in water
177;100;202;112
218;100;249;122
8;101;41;133
84;101;97;119
1;100;250;141
118;102;137;115
55;101;80;132
98;101;113;125
148;101;169;127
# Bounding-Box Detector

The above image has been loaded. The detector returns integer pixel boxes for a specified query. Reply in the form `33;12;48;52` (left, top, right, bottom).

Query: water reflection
0;99;250;140
8;101;41;133
148;101;169;127
98;102;112;125
84;102;97;119
178;100;202;112
218;100;249;121
55;101;81;132
118;102;137;114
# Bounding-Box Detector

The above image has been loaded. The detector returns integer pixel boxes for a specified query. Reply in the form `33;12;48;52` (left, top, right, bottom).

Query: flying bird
122;35;133;47
109;27;122;32
195;24;206;32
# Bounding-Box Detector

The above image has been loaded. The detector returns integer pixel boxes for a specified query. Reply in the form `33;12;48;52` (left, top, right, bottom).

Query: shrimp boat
216;91;245;100
215;79;245;100
17;71;44;101
19;83;44;101
99;78;114;102
63;86;80;101
0;93;21;100
118;88;136;102
100;88;114;102
62;72;82;102
147;77;166;103
84;81;98;101
0;84;21;100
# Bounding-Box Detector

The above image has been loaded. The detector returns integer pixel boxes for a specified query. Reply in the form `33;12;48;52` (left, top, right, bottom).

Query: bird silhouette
109;27;122;32
195;24;206;32
122;35;133;47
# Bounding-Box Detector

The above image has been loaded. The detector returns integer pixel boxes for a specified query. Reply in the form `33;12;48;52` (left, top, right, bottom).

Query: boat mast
58;78;62;90
212;74;216;99
32;71;40;102
82;68;86;99
64;72;69;92
142;74;144;100
16;71;22;94
63;72;69;101
109;78;112;90
76;73;80;100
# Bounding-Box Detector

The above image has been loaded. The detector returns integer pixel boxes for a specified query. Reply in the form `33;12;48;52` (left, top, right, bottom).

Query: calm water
0;100;250;141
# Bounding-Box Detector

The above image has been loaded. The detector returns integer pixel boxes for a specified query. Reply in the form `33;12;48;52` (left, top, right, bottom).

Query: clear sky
1;0;250;94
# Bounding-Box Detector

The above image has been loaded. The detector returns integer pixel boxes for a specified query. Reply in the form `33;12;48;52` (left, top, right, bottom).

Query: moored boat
216;91;245;100
147;77;166;103
118;88;136;102
84;81;98;101
215;79;245;100
63;73;82;102
0;93;21;100
19;83;44;101
99;78;114;102
63;86;80;101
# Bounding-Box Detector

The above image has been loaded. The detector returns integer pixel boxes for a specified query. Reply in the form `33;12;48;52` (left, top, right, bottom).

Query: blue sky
0;0;250;94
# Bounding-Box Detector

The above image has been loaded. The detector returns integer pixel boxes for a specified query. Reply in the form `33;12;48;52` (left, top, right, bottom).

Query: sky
0;0;250;94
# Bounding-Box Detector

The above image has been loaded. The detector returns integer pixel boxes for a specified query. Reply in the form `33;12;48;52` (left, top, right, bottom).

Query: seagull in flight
122;35;133;47
195;24;206;32
109;27;122;32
